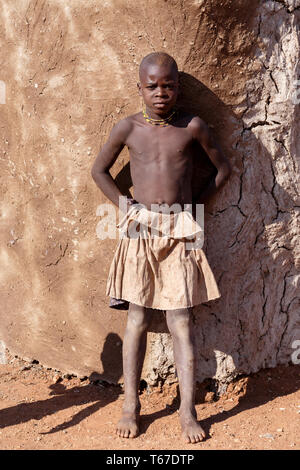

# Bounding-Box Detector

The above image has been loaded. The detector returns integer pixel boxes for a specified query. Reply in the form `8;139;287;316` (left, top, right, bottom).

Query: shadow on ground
0;333;123;434
139;364;300;440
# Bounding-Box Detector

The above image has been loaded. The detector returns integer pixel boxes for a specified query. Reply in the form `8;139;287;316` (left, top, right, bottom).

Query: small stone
259;433;274;439
61;138;65;143
279;407;285;410
276;428;283;432
34;83;38;88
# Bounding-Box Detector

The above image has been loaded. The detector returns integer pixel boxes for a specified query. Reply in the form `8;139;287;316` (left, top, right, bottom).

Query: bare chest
126;125;194;164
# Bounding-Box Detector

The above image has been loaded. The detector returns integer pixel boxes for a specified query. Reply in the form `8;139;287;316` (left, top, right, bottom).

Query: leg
116;303;151;438
166;308;206;443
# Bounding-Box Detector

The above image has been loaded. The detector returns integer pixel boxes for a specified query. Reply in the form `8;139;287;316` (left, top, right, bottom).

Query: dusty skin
91;53;232;444
115;305;206;443
0;351;299;450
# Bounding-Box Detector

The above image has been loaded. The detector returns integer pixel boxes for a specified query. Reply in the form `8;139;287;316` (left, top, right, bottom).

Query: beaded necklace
142;107;177;127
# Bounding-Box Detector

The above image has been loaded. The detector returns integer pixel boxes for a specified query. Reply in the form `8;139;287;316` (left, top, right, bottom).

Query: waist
132;200;192;214
118;202;203;239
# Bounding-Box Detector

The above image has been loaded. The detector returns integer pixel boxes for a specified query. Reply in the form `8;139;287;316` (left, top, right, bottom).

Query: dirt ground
0;350;299;450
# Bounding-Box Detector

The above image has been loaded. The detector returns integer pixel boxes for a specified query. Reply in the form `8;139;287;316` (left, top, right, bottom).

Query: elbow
91;164;101;180
91;166;97;181
217;161;232;187
91;165;107;181
223;161;232;180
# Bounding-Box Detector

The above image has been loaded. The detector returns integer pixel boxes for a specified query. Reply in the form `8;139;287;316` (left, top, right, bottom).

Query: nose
155;87;165;96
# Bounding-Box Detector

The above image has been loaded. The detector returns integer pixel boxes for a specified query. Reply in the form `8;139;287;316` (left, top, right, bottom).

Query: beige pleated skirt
106;204;221;310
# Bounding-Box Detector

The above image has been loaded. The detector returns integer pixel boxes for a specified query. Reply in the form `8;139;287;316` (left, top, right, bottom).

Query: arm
189;117;232;204
91;118;132;208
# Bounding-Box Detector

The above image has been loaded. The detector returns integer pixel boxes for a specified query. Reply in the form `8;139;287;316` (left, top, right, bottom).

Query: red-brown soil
0;351;299;450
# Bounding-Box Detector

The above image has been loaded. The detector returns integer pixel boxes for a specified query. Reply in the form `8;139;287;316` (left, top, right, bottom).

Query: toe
130;428;138;438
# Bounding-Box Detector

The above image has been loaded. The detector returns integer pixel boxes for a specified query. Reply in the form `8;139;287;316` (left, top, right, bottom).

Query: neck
144;106;175;121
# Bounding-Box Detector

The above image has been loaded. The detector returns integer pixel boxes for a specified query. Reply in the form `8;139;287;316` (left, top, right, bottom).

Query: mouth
153;102;169;108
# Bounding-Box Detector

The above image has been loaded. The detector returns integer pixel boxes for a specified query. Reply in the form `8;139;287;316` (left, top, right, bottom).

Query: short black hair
139;52;178;79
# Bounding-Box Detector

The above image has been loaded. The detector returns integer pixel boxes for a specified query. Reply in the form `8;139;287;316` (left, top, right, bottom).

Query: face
138;63;179;117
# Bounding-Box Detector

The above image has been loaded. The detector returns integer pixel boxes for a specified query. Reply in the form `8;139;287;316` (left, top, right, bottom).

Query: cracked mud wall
0;0;299;385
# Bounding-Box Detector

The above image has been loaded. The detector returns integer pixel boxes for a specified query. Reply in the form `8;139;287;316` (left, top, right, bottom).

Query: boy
91;52;231;443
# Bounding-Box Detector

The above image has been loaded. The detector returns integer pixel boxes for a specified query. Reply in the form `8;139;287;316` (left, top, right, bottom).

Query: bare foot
179;409;206;444
116;403;140;438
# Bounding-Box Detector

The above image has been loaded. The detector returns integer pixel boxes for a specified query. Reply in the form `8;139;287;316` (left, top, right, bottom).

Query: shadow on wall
0;333;123;433
112;70;295;384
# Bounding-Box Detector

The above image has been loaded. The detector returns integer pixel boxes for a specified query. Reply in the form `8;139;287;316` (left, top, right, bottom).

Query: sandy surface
0;351;299;450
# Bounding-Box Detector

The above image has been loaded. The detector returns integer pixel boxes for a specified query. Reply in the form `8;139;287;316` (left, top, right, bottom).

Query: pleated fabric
106;204;221;310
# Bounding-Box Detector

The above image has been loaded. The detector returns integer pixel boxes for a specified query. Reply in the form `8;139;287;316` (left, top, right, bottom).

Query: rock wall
0;0;299;387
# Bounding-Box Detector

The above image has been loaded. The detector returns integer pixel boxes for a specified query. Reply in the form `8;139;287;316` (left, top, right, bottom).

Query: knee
127;304;151;333
167;310;192;339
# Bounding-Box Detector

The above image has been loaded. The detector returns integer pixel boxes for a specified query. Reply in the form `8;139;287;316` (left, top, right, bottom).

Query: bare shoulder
110;116;134;140
111;113;143;141
186;115;209;136
126;112;143;125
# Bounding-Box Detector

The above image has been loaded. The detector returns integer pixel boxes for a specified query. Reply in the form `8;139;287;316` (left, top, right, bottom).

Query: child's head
138;52;179;116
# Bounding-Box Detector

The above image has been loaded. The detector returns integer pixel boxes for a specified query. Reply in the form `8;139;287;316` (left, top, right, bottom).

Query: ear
137;82;142;96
